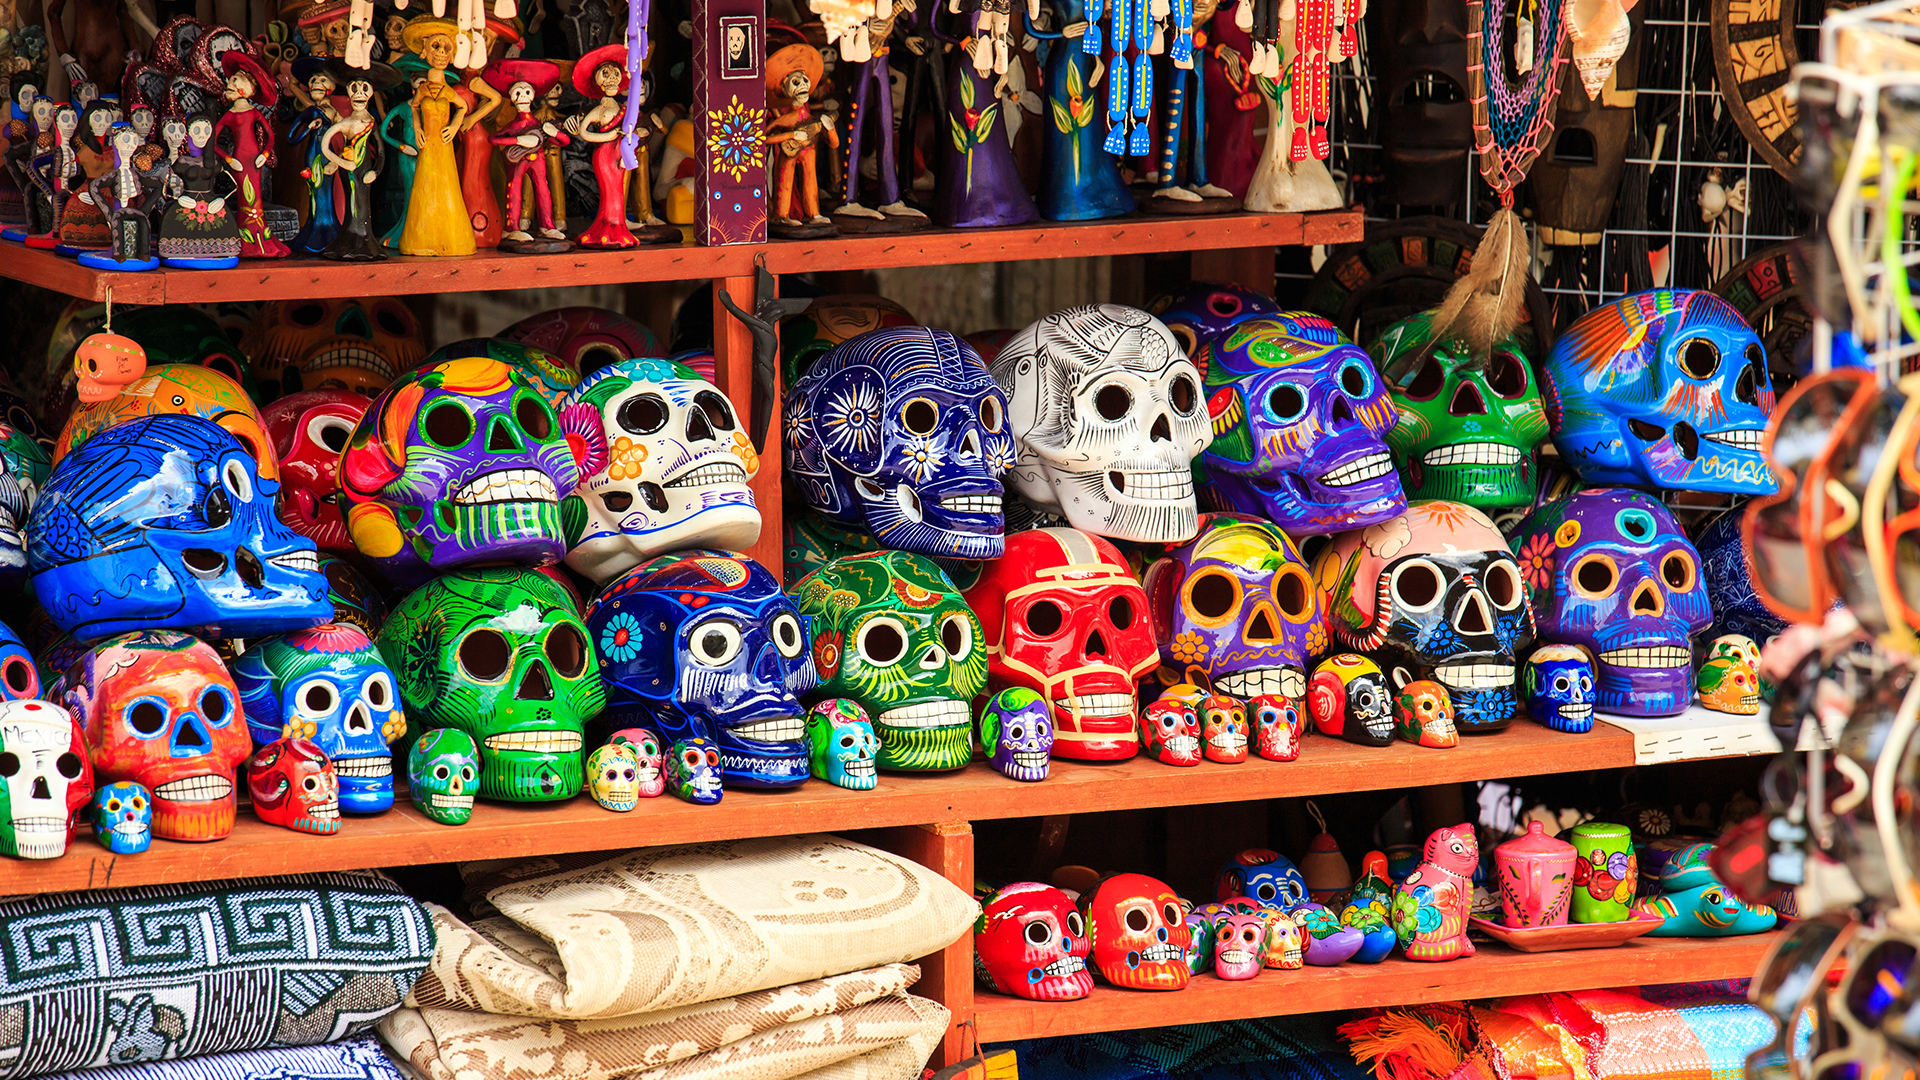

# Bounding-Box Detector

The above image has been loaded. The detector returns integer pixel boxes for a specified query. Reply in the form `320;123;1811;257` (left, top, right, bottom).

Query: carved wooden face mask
1530;7;1646;245
1373;0;1473;207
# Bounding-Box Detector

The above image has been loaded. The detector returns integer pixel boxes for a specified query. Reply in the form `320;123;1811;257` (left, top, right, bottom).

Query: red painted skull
246;736;341;834
262;390;372;556
975;881;1094;1000
1251;693;1303;761
1141;695;1201;767
1083;873;1191;990
1201;695;1248;763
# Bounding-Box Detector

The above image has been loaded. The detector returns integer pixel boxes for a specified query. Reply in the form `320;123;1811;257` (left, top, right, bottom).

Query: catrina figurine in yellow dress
398;16;475;257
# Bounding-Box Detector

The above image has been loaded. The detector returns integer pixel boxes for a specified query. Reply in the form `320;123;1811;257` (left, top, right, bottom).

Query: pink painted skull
1212;909;1268;979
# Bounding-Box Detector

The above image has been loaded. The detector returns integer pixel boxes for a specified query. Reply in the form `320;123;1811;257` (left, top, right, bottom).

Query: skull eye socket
1276;567;1313;620
1094;383;1134;421
1124;907;1151;932
0;752;16;778
857;617;909;665
546;623;588;677
203;484;232;528
300;680;337;716
1170;324;1199;357
364;673;391;708
941;613;973;659
433;765;450;780
1661;550;1697;592
127;700;167;736
1006;723;1024;742
222;459;252;502
1488;351;1530;398
1108;595;1135;629
3;660;34;697
979;394;1004;433
617;394;670;435
372;304;412;337
289;302;326;326
1024;600;1065;636
1572;554;1619;598
1390;560;1444;612
1340;361;1373;398
424;401;474;447
772;613;805;658
1162;902;1182;926
515;394;553;440
902;397;939;434
695;390;738;431
202;688;231;724
688;620;743;666
302;775;320;792
838;731;857;749
1170;374;1198;415
458;629;512;681
1400;357;1446;401
1266;383;1307;422
305;415;354;454
460;766;476;781
1679;338;1720;379
1255;882;1276;902
1184;568;1242;624
1067;912;1085;937
1737;344;1767;404
1553;674;1570;693
706;748;721;767
1486;561;1523;610
681;748;702;768
1024;919;1052;945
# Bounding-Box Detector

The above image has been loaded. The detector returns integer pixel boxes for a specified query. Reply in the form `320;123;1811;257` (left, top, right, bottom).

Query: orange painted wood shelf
0;209;1362;302
973;932;1781;1042
0;719;1644;893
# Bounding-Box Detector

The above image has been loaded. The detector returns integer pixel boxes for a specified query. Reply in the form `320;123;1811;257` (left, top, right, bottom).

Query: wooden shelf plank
973;932;1779;1042
0;721;1641;894
0;210;1362;302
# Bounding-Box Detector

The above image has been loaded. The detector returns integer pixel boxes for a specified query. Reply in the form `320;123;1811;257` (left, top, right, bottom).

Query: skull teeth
1558;704;1594;720
1215;667;1305;699
1434;662;1516;690
878;700;971;729
1703;429;1765;452
333;756;392;777
154;775;233;802
1139;942;1183;962
9;817;65;833
1165;735;1200;755
1316;453;1394;487
484;731;584;753
1218;949;1257;964
303;344;396;380
1041;956;1086;977
938;494;1003;514
1102;470;1194;502
1012;750;1049;767
1208;732;1248;751
1422;443;1524;466
454;469;559;505
665;461;749;488
731;716;804;743
272;551;320;574
430;793;474;809
1052;693;1135;717
1598;646;1692;669
306;802;340;819
843;758;876;776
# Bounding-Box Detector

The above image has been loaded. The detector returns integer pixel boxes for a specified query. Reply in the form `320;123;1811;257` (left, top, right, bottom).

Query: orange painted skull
72;333;148;403
243;298;425;400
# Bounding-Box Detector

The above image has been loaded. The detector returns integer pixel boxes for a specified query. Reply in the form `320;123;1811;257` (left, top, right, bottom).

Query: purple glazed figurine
1143;513;1322;700
1290;901;1367;966
931;10;1039;228
980;686;1052;781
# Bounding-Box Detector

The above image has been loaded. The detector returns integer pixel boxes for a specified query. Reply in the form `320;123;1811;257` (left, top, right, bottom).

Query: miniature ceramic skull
993;305;1210;542
1083;873;1191;990
965;529;1156;762
1542;290;1777;496
1148;282;1282;359
981;686;1052;781
1251;694;1303;761
1262;909;1305;968
804;698;879;789
1144;513;1322;699
262;390;372;556
975;881;1093;1001
1212;909;1268;980
246;737;340;834
73;332;147;403
499;305;665;378
668;736;723;803
1698;654;1761;715
243;297;425;399
91;780;151;853
1308;653;1395;746
792;551;986;771
55;365;279;483
378;567;604;801
1217;849;1309;909
1313;501;1536;731
232;624;406;813
586;742;640;809
0;699;90;859
0;621;40;703
784;327;1015;560
1142;695;1202;766
609;727;667;797
1201;695;1249;762
1198;314;1406;536
28;415;332;643
339;355;583;586
586;553;816;788
1394;680;1458;748
1373;313;1549;510
1523;644;1595;732
1510;490;1713;716
560;358;761;585
407;727;479;825
62;631;250;842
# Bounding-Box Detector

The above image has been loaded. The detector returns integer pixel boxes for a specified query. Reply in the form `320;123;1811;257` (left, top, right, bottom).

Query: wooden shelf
6;719;1637;893
0;210;1362;302
973;932;1781;1042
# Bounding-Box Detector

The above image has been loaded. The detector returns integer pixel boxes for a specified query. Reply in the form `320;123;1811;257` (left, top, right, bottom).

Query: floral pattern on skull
1144;513;1321;700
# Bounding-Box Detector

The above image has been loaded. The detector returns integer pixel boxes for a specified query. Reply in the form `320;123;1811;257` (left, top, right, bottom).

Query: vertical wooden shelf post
871;822;977;1069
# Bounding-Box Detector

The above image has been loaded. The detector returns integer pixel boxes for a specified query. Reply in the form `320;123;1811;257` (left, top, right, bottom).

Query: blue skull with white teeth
1523;644;1595;733
584;552;818;789
783;327;1015;560
232;624;406;813
26;414;331;643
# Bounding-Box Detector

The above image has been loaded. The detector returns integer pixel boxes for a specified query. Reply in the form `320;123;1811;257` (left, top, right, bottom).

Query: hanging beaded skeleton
1465;0;1571;198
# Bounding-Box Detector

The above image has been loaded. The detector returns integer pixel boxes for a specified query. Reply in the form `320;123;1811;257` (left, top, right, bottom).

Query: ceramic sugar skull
1251;694;1303;761
62;631;250;842
559;358;761;586
981;686;1052;781
586;742;640;809
28;415;332;643
1542;290;1777;495
339;355;583;586
73;332;148;403
0;621;40;702
668;736;723;803
1307;653;1394;746
975;881;1093;1001
1373;313;1549;510
1148;282;1282;359
792;551;987;772
1510;490;1712;717
1142;695;1202;766
378;567;604;802
0;699;90;859
1083;873;1191;990
0;423;50;591
1523;644;1595;732
1698;654;1761;715
586;553;816;788
1144;514;1322;699
964;529;1156;762
54;365;278;483
247;737;340;834
784;327;1015;560
1216;849;1308;909
804;698;879;790
1708;634;1762;671
232;624;406;814
242;297;425;399
407;728;479;825
1201;695;1249;763
1198;314;1406;536
993;305;1210;542
262;390;372;556
609;728;667;797
1313;501;1536;731
499;305;665;378
91;780;150;853
1262;909;1305;968
1212;909;1268;980
1394;680;1458;748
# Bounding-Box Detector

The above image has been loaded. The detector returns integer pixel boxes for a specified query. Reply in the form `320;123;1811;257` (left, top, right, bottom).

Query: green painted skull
407;727;478;825
1371;313;1549;510
789;551;986;771
377;567;604;801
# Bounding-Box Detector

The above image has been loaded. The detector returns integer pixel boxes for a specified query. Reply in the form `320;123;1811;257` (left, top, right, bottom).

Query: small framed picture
720;16;759;79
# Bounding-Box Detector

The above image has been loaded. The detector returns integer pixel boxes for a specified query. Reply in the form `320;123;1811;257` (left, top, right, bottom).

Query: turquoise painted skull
407;727;479;825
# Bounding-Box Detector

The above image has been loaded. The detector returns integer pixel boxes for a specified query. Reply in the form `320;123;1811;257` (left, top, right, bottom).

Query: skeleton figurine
81;121;164;270
5;95;55;241
1090;0;1155;155
1699;164;1747;281
487;58;571;251
1152;0;1235;207
955;0;1039;76
833;0;930;228
765;43;839;236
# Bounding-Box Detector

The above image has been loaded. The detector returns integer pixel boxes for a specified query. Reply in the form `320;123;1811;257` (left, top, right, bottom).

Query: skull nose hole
487;417;520;452
1086;628;1107;657
345;702;372;733
1108;470;1126;494
1672;421;1700;460
1150;414;1171;442
174;714;208;750
518;661;554;700
335;304;371;340
1448;380;1488;416
1330;397;1354;425
182;549;228;579
1631;580;1665;616
638;483;668;512
234;547;265;588
1247;608;1277;641
603;491;633;513
29;777;48;800
1628;418;1666;443
962;430;981;456
685;406;714;442
1456;593;1490;634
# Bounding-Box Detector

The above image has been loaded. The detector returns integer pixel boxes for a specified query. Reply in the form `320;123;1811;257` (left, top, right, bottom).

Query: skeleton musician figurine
765;43;838;238
832;0;930;231
487;58;572;253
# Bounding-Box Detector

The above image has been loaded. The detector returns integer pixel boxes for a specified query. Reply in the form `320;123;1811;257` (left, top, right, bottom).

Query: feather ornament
1424;206;1532;364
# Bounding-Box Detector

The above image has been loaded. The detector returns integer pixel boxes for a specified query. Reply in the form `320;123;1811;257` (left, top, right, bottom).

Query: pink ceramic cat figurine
1391;823;1478;961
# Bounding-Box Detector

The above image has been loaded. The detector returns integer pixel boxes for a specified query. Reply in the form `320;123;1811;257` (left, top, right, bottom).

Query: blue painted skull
1197;314;1406;535
1511;489;1713;717
668;736;724;804
804;698;879;790
1523;644;1595;733
26;414;332;643
91;780;151;854
783;327;1015;560
1541;290;1777;495
1216;849;1308;910
232;623;408;813
584;553;818;789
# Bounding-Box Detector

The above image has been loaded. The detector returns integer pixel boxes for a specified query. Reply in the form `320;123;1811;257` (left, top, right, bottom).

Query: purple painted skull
1197;314;1406;536
1510;489;1713;717
980;686;1052;781
1143;513;1323;700
1148;282;1282;360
